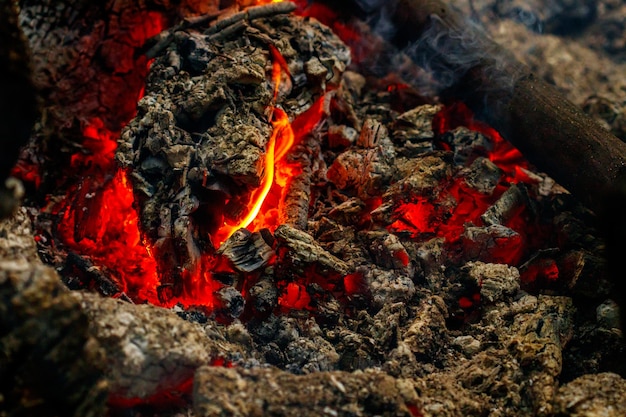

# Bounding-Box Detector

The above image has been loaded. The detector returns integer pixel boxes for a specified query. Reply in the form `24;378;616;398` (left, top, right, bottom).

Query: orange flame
214;45;295;245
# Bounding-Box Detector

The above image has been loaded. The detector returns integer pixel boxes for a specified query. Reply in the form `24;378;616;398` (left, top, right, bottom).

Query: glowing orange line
238;128;276;230
273;109;294;162
216;44;294;244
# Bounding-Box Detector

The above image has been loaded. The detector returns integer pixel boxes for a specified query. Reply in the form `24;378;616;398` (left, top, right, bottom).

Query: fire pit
2;0;626;416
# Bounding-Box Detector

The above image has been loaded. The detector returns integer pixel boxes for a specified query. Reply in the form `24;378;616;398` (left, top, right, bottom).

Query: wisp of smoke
355;0;525;117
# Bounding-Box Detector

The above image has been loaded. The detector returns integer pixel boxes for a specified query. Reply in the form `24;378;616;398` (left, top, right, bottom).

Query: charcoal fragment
327;124;358;149
481;183;527;226
217;228;275;273
463;261;520;303
274;224;350;276
214;286;245;321
464;157;502;195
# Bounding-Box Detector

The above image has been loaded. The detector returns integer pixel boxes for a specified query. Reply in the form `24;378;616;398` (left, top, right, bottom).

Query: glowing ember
387;102;549;266
50;118;160;304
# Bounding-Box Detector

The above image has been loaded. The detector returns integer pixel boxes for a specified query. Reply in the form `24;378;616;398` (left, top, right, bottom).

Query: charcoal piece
333;329;379;371
274;224;350;276
507;296;574;414
304;57;328;87
358;266;415;310
415;237;446;280
357;118;388;148
383;341;421;378
74;291;245;401
0;209;106;417
204;2;297;36
214;286;245;321
328;124;358;149
553;373;626;416
193;366;421;417
462;261;520;303
251;314;300;348
390;153;453;198
217;229;275;272
328;197;366;225
224;321;254;349
62;251;121;296
388;294;575;416
370;302;407;351
0;207;39;262
402;296;449;360
281;160;313;230
284;336;340;374
461;224;523;264
450;335;481;357
440;126;492;166
463;157;502;195
280;132;320;229
481;183;527;226
365;231;412;271
327;127;396;200
248;275;279;314
393;104;442;144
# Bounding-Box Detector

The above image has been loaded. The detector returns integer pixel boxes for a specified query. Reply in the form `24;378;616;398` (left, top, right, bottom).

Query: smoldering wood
463;157;502;194
63;251;122;296
193;366;421;416
73;291;246;400
330;0;626;214
118;13;350;299
554;373;626;416
280;138;315;229
274;224;350;276
326;118;397;201
204;2;297;35
9;2;626;416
